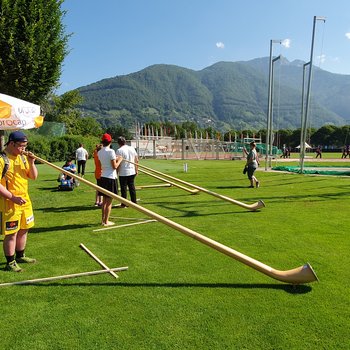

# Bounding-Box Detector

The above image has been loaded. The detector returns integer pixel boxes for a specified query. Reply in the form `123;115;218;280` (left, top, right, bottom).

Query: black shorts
98;177;118;197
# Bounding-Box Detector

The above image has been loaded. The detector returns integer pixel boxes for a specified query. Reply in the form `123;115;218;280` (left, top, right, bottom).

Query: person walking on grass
0;131;38;272
245;141;260;188
315;145;322;158
97;133;122;226
115;136;139;207
75;143;88;177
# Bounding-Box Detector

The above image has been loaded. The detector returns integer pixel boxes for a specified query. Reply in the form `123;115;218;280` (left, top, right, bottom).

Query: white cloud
216;42;225;49
281;39;291;48
345;32;350;39
317;54;326;64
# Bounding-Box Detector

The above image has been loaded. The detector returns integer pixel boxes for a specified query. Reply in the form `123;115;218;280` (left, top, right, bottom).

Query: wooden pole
139;168;199;194
28;153;317;284
0;267;128;287
79;243;119;279
136;183;172;189
93;219;157;232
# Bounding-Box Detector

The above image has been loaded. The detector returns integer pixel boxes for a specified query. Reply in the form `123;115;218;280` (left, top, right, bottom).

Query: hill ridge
76;57;350;130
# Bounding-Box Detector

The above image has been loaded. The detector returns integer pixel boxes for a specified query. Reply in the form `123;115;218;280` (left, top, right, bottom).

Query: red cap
101;133;112;142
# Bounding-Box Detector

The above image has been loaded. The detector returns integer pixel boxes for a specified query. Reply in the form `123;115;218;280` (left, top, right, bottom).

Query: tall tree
0;0;69;103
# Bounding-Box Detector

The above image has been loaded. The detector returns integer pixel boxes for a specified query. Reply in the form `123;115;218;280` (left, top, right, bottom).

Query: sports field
0;158;349;349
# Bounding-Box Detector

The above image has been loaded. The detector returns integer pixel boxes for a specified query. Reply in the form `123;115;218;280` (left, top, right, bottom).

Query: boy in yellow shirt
0;131;38;272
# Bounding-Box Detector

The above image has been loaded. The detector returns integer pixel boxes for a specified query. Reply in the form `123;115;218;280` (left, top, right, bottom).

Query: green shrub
27;134;100;162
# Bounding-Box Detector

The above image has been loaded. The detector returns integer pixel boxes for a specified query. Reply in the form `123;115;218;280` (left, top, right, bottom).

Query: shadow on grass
216;185;256;189
35;205;99;213
150;201;262;218
30;223;96;234
258;190;350;204
7;281;313;294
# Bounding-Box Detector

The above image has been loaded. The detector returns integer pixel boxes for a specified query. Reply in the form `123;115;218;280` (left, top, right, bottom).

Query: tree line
141;121;350;149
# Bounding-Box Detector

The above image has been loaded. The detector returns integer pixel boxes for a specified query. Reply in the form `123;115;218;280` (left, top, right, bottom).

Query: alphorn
139;168;199;194
126;160;265;211
29;153;317;284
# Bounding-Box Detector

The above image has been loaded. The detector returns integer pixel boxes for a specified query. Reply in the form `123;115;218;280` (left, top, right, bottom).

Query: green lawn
0;158;349;349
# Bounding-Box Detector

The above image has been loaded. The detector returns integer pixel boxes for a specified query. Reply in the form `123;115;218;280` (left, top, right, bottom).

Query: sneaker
248;185;254;188
102;221;115;227
5;260;22;272
256;181;260;188
16;255;37;264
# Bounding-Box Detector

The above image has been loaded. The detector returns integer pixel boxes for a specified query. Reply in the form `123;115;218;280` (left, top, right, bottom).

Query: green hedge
27;134;100;162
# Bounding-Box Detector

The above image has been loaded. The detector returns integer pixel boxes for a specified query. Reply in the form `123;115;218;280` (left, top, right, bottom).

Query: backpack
0;152;27;179
0;152;10;179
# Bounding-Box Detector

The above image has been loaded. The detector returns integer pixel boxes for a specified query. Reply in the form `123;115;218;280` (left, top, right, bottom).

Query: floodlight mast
299;16;326;172
265;40;282;171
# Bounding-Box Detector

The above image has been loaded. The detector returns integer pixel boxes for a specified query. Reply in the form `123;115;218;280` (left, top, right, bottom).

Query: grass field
0;157;349;349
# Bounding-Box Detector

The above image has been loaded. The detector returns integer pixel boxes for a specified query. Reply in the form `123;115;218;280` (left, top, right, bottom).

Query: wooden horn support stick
28;153;317;284
139;168;199;194
126;160;265;211
0;267;128;287
79;243;119;279
136;183;172;189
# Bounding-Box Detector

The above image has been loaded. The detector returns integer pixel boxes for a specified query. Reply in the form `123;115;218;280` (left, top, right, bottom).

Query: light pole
265;39;282;171
299;16;326;172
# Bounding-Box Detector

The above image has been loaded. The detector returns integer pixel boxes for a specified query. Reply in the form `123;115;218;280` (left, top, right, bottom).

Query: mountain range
76;56;350;131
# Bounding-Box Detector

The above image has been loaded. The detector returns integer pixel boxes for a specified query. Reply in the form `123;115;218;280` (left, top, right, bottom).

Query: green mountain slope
76;58;349;130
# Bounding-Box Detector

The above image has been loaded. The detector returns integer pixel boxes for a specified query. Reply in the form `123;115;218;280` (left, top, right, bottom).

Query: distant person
97;133;122;226
115;136;139;207
280;144;288;158
315;145;322;158
0;131;38;272
75;143;89;177
342;144;350;159
62;158;77;184
245;141;260;188
93;144;103;206
341;146;346;159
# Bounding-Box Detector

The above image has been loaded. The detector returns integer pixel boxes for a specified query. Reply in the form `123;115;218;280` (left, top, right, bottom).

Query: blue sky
58;0;350;94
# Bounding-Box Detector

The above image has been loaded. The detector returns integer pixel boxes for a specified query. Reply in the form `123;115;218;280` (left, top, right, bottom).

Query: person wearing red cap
0;131;38;272
97;133;122;226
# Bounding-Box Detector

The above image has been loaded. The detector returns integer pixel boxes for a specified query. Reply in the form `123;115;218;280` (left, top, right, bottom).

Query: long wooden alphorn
125;160;265;211
29;153;317;284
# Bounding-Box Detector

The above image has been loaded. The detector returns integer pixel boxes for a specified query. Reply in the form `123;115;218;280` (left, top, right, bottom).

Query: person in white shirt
97;134;122;226
115;136;138;207
75;143;89;177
